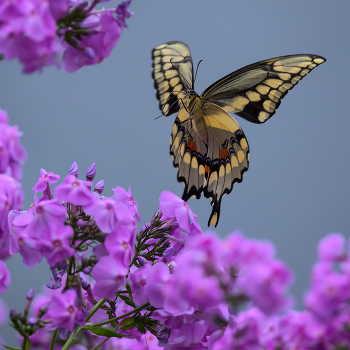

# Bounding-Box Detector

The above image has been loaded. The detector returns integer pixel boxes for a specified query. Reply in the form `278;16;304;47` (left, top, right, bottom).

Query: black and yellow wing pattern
152;41;326;227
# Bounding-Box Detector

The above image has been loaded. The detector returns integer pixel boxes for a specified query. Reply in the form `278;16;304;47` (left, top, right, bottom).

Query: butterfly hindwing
202;103;249;227
201;54;326;124
170;107;208;201
152;41;193;116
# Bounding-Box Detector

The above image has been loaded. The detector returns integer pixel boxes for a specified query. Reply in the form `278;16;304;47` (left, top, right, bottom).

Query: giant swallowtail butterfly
151;41;325;227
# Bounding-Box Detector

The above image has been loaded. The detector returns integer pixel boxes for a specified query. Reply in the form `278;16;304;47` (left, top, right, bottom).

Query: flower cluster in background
0;0;133;73
0;108;26;260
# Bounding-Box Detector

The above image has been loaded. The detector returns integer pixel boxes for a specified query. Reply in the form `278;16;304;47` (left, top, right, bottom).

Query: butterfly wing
170;102;249;227
202;103;249;227
201;54;326;123
152;41;194;116
170;106;208;203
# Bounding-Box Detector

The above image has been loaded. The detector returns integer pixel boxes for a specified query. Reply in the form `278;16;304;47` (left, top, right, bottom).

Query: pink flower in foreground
49;290;78;331
54;175;93;205
159;190;200;234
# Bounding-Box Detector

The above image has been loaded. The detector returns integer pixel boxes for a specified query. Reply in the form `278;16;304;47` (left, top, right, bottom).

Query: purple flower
29;199;67;238
49;290;78;331
143;262;170;308
0;174;24;258
92;256;127;299
113;185;141;223
129;264;152;306
318;233;346;263
62;11;122;73
48;0;69;21
54;175;94;206
84;198;134;234
0;109;27;180
36;224;74;266
105;228;134;268
0;0;62;73
116;0;134;28
0;261;11;293
32;168;60;194
69;162;79;177
159;191;200;233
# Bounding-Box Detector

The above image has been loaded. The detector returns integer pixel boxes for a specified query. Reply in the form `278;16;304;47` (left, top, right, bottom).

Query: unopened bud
26;288;34;300
136;256;148;266
86;163;96;181
69;162;79;177
94;180;104;194
157;326;171;346
163;246;174;260
84;47;96;59
39;168;47;177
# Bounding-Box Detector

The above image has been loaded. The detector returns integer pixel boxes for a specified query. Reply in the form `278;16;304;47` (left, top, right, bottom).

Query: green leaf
22;337;31;350
125;282;132;297
85;326;124;338
1;345;21;350
120;317;136;331
118;295;136;308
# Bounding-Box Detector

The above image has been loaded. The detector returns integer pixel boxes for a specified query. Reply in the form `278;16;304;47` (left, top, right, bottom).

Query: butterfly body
151;41;325;227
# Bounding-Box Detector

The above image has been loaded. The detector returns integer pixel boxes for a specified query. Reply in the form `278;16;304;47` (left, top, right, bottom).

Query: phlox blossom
49;290;79;331
84;197;135;234
159;190;200;234
36;224;75;266
113;185;141;223
32;168;60;193
54;175;93;205
92;256;127;299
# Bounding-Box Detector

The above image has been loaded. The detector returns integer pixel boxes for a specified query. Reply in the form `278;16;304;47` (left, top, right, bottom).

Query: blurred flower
0;261;11;293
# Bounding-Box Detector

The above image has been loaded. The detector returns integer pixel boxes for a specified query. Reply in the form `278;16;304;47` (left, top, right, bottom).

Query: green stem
91;336;110;350
91;302;150;327
61;327;84;350
49;329;58;350
85;298;107;322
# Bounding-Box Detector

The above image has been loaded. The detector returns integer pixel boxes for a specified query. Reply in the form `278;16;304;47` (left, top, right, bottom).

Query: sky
0;0;349;345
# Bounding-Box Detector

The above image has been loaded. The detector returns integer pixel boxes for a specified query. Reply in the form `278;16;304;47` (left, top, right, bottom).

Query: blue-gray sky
0;0;349;346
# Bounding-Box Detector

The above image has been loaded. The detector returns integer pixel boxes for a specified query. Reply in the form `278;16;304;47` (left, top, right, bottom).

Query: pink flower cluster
0;0;133;73
2;160;350;350
0;109;26;260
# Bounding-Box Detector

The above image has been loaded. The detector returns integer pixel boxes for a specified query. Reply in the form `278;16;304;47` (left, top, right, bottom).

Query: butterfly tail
208;200;221;227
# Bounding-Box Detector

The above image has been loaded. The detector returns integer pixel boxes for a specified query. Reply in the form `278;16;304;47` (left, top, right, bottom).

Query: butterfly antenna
193;60;203;86
170;58;191;88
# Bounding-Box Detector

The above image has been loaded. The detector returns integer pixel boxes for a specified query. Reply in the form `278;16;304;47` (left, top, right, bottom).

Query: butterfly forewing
201;54;326;124
202;103;249;227
152;41;193;116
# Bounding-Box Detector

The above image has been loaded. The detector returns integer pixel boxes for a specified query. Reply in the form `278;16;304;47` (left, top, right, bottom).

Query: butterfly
151;41;325;227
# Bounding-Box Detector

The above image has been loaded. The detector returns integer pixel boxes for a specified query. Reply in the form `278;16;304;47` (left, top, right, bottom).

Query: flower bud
94;180;104;194
86;163;96;181
39;168;47;177
84;47;96;59
163;246;174;260
136;256;148;266
26;288;34;301
69;162;79;177
157;326;171;346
